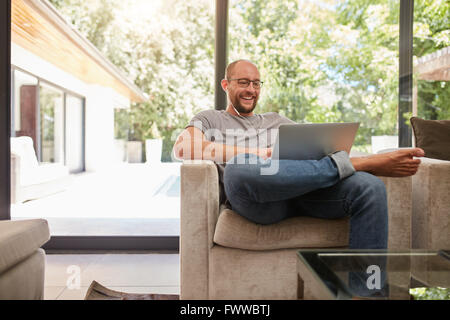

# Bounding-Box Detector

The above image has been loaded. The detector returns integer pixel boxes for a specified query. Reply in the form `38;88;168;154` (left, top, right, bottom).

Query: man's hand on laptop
351;148;425;177
255;147;272;160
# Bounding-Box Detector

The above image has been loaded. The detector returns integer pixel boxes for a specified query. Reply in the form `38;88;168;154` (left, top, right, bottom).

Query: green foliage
413;0;450;121
229;0;449;149
49;0;214;161
414;0;450;57
417;80;450;120
230;0;402;149
410;287;450;300
49;0;449;159
113;109;130;140
39;86;62;141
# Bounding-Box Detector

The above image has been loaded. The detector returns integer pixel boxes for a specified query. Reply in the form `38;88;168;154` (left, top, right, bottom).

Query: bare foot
351;148;425;177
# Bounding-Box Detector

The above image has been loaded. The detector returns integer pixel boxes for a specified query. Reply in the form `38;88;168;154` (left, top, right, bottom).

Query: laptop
271;122;360;160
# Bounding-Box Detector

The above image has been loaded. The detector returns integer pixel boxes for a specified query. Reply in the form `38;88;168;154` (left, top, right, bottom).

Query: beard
229;95;258;115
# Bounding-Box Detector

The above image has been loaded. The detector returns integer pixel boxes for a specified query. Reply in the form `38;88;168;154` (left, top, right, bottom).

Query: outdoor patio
11;162;181;236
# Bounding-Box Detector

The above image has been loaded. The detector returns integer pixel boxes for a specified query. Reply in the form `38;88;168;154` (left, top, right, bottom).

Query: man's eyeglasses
228;78;263;89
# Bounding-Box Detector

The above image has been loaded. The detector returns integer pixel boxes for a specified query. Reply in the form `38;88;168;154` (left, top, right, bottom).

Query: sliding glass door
39;82;64;164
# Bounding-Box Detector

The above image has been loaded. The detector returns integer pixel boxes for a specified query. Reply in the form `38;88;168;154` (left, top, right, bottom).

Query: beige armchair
180;160;412;300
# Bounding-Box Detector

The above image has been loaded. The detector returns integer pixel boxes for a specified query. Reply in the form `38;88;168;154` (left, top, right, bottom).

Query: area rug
84;281;179;300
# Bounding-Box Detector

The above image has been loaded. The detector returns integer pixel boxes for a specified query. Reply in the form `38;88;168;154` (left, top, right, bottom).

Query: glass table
296;249;450;300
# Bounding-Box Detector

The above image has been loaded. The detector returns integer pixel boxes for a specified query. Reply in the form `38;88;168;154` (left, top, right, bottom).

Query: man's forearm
177;140;260;163
350;156;373;173
203;141;249;163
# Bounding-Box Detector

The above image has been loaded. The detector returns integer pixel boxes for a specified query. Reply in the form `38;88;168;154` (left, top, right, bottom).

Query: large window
8;0;214;245
229;0;401;153
5;0;447;248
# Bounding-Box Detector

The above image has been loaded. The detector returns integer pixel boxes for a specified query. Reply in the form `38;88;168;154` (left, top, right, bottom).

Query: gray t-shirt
186;109;295;204
185;109;356;205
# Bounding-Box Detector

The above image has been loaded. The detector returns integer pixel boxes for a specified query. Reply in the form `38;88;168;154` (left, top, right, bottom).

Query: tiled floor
44;253;180;300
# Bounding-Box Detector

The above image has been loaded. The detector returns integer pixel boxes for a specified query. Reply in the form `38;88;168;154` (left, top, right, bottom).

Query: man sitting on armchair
173;59;424;250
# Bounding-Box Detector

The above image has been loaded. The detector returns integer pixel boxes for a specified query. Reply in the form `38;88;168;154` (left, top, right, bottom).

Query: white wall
84;86;116;171
11;43;130;172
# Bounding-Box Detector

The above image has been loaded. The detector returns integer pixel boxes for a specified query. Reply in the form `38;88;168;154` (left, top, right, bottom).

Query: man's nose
246;83;257;92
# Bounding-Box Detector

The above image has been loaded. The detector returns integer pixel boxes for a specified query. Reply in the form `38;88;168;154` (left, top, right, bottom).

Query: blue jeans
223;153;388;249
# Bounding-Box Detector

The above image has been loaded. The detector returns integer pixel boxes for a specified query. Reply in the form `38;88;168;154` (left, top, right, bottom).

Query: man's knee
346;172;388;249
228;197;290;225
347;172;387;200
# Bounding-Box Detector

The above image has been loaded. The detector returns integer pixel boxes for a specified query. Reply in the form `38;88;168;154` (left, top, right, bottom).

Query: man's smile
240;95;256;105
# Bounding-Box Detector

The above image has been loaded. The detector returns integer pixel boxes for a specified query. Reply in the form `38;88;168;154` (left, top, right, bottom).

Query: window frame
0;0;11;221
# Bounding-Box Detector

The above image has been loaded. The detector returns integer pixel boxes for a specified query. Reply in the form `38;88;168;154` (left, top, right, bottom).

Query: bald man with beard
173;59;424;249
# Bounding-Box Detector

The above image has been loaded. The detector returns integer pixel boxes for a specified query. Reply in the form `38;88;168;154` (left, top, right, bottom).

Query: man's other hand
351;148;425;177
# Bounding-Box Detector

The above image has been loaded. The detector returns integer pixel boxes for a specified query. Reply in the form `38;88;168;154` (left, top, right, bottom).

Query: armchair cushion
21;163;69;186
10;136;39;174
214;208;349;250
0;219;50;274
410;117;450;161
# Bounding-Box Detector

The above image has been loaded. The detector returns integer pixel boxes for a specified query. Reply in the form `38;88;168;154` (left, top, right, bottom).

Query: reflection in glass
39;83;64;163
315;251;450;300
319;253;389;299
13;69;39;152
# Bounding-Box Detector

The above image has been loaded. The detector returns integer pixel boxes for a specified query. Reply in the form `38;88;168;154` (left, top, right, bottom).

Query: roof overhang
415;46;450;81
12;0;147;102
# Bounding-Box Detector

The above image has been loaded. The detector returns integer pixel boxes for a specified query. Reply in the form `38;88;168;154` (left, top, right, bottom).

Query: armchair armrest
180;160;220;299
378;175;412;249
412;158;450;249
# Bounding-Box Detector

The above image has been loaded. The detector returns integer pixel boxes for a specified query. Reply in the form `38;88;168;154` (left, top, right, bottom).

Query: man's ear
221;79;228;92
